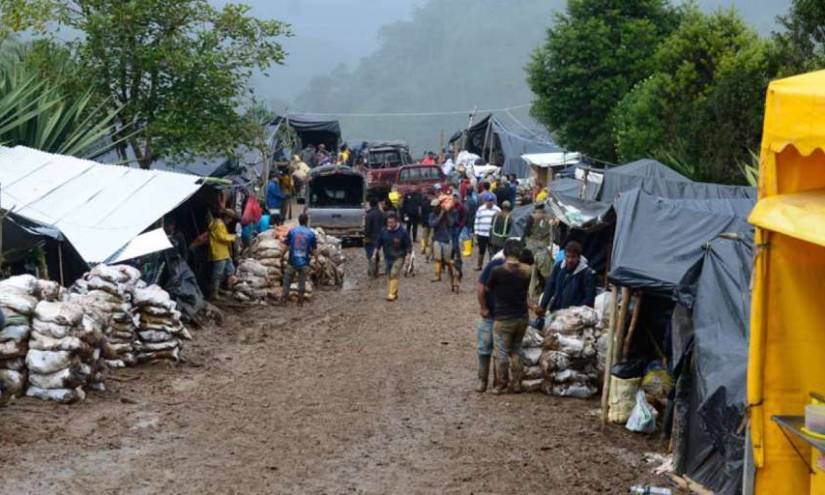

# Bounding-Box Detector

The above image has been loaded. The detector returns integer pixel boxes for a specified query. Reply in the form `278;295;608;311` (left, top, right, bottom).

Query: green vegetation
2;0;290;168
0;42;120;158
526;0;821;184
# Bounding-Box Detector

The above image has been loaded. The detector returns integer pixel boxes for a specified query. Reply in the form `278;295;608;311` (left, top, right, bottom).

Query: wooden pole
613;286;631;364
622;293;643;359
58;242;65;286
601;284;619;426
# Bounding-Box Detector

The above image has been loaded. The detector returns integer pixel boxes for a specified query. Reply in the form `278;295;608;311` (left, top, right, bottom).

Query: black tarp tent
671;236;752;495
598;159;756;203
449;114;560;178
272;114;342;151
608;189;755;295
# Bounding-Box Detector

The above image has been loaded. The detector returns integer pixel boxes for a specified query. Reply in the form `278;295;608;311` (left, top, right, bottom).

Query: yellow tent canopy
749;70;825;495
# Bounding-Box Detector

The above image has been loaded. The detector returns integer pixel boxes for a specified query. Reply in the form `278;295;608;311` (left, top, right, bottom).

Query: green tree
0;42;120;158
613;8;778;183
775;0;825;75
526;0;681;162
2;0;290;168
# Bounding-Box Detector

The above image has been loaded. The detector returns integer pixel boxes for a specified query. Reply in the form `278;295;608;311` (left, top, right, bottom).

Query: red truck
367;163;448;200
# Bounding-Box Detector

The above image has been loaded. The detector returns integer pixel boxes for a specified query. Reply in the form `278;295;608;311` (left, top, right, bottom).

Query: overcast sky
221;0;790;110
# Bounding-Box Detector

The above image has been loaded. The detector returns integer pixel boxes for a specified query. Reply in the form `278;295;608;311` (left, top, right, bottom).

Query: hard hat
388;191;401;205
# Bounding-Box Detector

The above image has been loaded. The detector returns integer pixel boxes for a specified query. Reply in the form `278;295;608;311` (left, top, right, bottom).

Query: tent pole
439;129;445;162
58;242;65;286
460;106;477;152
613;286;631;363
622;292;643;359
601;284;619;427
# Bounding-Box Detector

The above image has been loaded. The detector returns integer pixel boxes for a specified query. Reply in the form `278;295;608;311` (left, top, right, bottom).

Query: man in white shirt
473;191;501;271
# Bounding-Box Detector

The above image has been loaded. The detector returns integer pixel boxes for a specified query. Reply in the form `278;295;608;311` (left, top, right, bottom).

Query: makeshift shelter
0;146;204;271
597;159;756;203
671;236;753;495
271;114;342;151
609;189;754;295
449;114;560;178
747;70;825;495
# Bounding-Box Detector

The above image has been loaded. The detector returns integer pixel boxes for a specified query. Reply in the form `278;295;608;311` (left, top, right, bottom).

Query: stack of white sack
232;258;275;303
132;285;190;362
0;275;45;401
538;306;608;399
309;228;345;287
249;231;286;283
519;325;546;393
25;299;106;403
70;264;143;368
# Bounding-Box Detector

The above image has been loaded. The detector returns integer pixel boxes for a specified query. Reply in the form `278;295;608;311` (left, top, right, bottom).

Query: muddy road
0;250;667;494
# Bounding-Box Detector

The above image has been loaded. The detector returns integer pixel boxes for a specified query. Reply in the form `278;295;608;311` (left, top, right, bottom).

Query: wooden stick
601;285;619;426
612;286;631;364
622;293;643;359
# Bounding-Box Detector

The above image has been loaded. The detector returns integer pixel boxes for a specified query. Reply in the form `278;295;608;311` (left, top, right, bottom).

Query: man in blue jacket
538;241;596;314
374;212;412;301
266;174;287;226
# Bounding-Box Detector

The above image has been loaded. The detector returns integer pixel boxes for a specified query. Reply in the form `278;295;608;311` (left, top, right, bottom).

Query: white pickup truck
300;164;366;242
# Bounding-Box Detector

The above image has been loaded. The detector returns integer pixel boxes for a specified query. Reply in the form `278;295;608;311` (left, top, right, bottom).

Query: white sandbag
0;325;30;343
90;264;141;284
32;319;72;339
29;332;89;354
36;280;61;301
0;369;26;395
104;359;126;369
550;383;598;399
552;368;593;384
86;276;123;295
137;330;174;343
521;379;544;393
136;339;180;352
524;366;543;380
26;349;76;375
522;326;544;348
136;347;180;362
34;301;83;326
0;291;38;315
26;385;85;403
0;274;38;295
1;357;26;371
521;347;543;367
28;365;89;389
253;238;282;251
132;285;175;309
539;351;570;375
237;259;269;278
0;339;27;358
608;376;642;424
557;335;585;356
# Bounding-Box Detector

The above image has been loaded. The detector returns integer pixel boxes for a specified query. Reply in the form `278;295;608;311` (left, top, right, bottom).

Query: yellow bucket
462;239;473;257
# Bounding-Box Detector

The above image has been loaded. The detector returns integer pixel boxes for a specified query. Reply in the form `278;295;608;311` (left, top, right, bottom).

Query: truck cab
304;165;366;241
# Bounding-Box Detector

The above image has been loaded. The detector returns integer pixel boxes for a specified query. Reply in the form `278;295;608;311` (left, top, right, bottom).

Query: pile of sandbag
311;228;345;287
132;284;190;362
518;306;607;399
70;264;143;368
26;299;106;403
232;258;276;303
0;275;42;401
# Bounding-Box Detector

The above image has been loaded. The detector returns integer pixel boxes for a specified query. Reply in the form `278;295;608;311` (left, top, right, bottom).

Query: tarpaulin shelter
0;146;203;268
449;114;560;178
672;237;753;495
608;189;754;295
272;114;342;151
747;70;825;495
598;159;756;203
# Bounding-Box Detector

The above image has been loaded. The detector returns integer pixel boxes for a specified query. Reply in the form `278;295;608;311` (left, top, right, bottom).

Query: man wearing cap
473;192;500;271
489;200;513;256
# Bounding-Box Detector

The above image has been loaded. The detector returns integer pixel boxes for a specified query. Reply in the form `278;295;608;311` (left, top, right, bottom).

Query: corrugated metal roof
0;146;203;263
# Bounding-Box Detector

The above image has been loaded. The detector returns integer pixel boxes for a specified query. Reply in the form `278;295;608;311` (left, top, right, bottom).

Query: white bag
626;389;658;433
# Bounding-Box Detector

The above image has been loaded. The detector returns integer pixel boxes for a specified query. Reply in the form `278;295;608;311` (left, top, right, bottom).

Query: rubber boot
431;261;442;282
419;238;426;255
475;355;491;393
491;360;509;395
510;358;523;394
386;279;399;301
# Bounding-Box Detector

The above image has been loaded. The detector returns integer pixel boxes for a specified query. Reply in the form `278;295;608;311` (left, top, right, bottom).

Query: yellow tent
749;70;825;494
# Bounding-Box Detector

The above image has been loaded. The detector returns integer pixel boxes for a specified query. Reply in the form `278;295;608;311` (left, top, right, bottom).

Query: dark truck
302;165;366;241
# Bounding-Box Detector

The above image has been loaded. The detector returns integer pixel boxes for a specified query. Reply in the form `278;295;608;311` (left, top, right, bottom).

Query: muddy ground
0;250;671;494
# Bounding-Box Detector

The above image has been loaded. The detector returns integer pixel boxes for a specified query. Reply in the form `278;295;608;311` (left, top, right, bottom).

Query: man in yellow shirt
208;208;237;300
